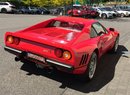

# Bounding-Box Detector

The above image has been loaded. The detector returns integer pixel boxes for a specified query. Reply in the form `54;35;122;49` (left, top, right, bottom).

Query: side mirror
109;28;115;31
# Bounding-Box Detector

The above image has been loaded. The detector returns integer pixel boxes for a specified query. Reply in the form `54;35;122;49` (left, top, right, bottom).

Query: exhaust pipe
14;52;26;62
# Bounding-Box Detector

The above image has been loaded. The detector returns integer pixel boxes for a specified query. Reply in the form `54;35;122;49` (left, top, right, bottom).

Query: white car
114;8;130;17
0;2;16;13
93;7;118;19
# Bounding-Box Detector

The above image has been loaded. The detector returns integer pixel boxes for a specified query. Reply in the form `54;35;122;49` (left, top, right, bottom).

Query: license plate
27;53;45;63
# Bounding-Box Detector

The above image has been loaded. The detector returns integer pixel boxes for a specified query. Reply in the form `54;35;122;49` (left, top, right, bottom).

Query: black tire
1;8;7;13
21;11;24;14
102;14;107;19
111;36;119;53
78;52;97;82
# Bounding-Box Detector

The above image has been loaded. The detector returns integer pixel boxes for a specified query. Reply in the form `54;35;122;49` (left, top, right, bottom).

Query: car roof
53;16;97;27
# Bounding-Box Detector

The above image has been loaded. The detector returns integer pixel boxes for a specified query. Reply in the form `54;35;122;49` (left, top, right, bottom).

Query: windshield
46;20;84;32
99;7;113;11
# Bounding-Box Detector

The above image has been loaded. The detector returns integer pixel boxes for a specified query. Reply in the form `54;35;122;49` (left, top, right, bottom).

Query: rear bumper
4;46;22;55
4;46;74;72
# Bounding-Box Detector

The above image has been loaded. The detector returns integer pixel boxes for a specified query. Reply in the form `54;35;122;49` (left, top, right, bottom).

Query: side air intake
79;54;88;65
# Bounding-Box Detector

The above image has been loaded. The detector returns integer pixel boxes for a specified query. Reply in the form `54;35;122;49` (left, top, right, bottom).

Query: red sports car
67;7;99;18
4;16;119;81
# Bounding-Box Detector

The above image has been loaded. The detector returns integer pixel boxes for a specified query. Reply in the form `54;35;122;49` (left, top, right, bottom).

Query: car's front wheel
102;14;107;19
78;52;97;81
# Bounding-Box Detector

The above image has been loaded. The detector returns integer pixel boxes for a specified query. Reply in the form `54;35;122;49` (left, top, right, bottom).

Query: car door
92;22;113;54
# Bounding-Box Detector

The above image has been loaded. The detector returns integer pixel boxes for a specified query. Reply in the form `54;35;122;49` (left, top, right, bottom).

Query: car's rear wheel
102;14;107;19
78;52;97;81
1;8;7;13
111;36;119;53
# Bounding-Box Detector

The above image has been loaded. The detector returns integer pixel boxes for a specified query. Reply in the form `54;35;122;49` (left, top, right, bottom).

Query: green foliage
2;0;128;7
22;0;72;7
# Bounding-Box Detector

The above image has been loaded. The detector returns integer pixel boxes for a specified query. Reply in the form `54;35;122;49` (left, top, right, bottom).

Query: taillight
63;51;72;60
54;49;72;60
6;36;20;45
6;36;14;44
54;48;63;58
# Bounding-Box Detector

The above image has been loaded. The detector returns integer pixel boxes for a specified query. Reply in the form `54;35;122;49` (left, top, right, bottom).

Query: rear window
46;20;84;32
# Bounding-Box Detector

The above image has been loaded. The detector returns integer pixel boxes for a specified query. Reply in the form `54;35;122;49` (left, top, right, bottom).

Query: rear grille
79;54;88;65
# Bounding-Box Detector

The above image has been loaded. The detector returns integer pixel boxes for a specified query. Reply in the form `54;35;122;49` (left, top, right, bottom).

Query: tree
22;0;72;7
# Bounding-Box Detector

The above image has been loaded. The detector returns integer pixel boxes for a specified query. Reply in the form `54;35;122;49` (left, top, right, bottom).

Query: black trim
79;54;88;65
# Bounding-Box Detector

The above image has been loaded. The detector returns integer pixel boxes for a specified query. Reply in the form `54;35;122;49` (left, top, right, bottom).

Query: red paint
5;16;119;74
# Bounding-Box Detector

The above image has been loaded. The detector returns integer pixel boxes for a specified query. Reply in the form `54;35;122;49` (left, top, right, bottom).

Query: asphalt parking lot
0;14;130;95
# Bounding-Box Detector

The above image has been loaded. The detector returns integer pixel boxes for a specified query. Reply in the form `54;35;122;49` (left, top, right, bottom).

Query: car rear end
4;30;78;73
9;5;16;13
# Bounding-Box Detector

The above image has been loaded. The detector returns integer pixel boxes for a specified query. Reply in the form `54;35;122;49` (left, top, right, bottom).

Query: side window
92;23;107;36
0;2;8;5
53;21;61;27
90;26;98;38
3;3;8;5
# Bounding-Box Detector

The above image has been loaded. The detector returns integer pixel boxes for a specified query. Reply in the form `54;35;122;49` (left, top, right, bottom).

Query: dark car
18;6;30;14
50;7;64;15
28;6;38;14
18;6;38;14
37;7;50;14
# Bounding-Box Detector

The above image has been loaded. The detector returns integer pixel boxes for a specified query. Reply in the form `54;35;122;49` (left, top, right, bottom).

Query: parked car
113;7;130;17
0;2;16;13
50;8;58;15
28;6;38;14
85;7;99;18
37;7;50;14
18;6;39;14
50;7;64;15
93;7;118;19
67;8;87;17
67;6;99;18
18;6;30;14
4;16;119;81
